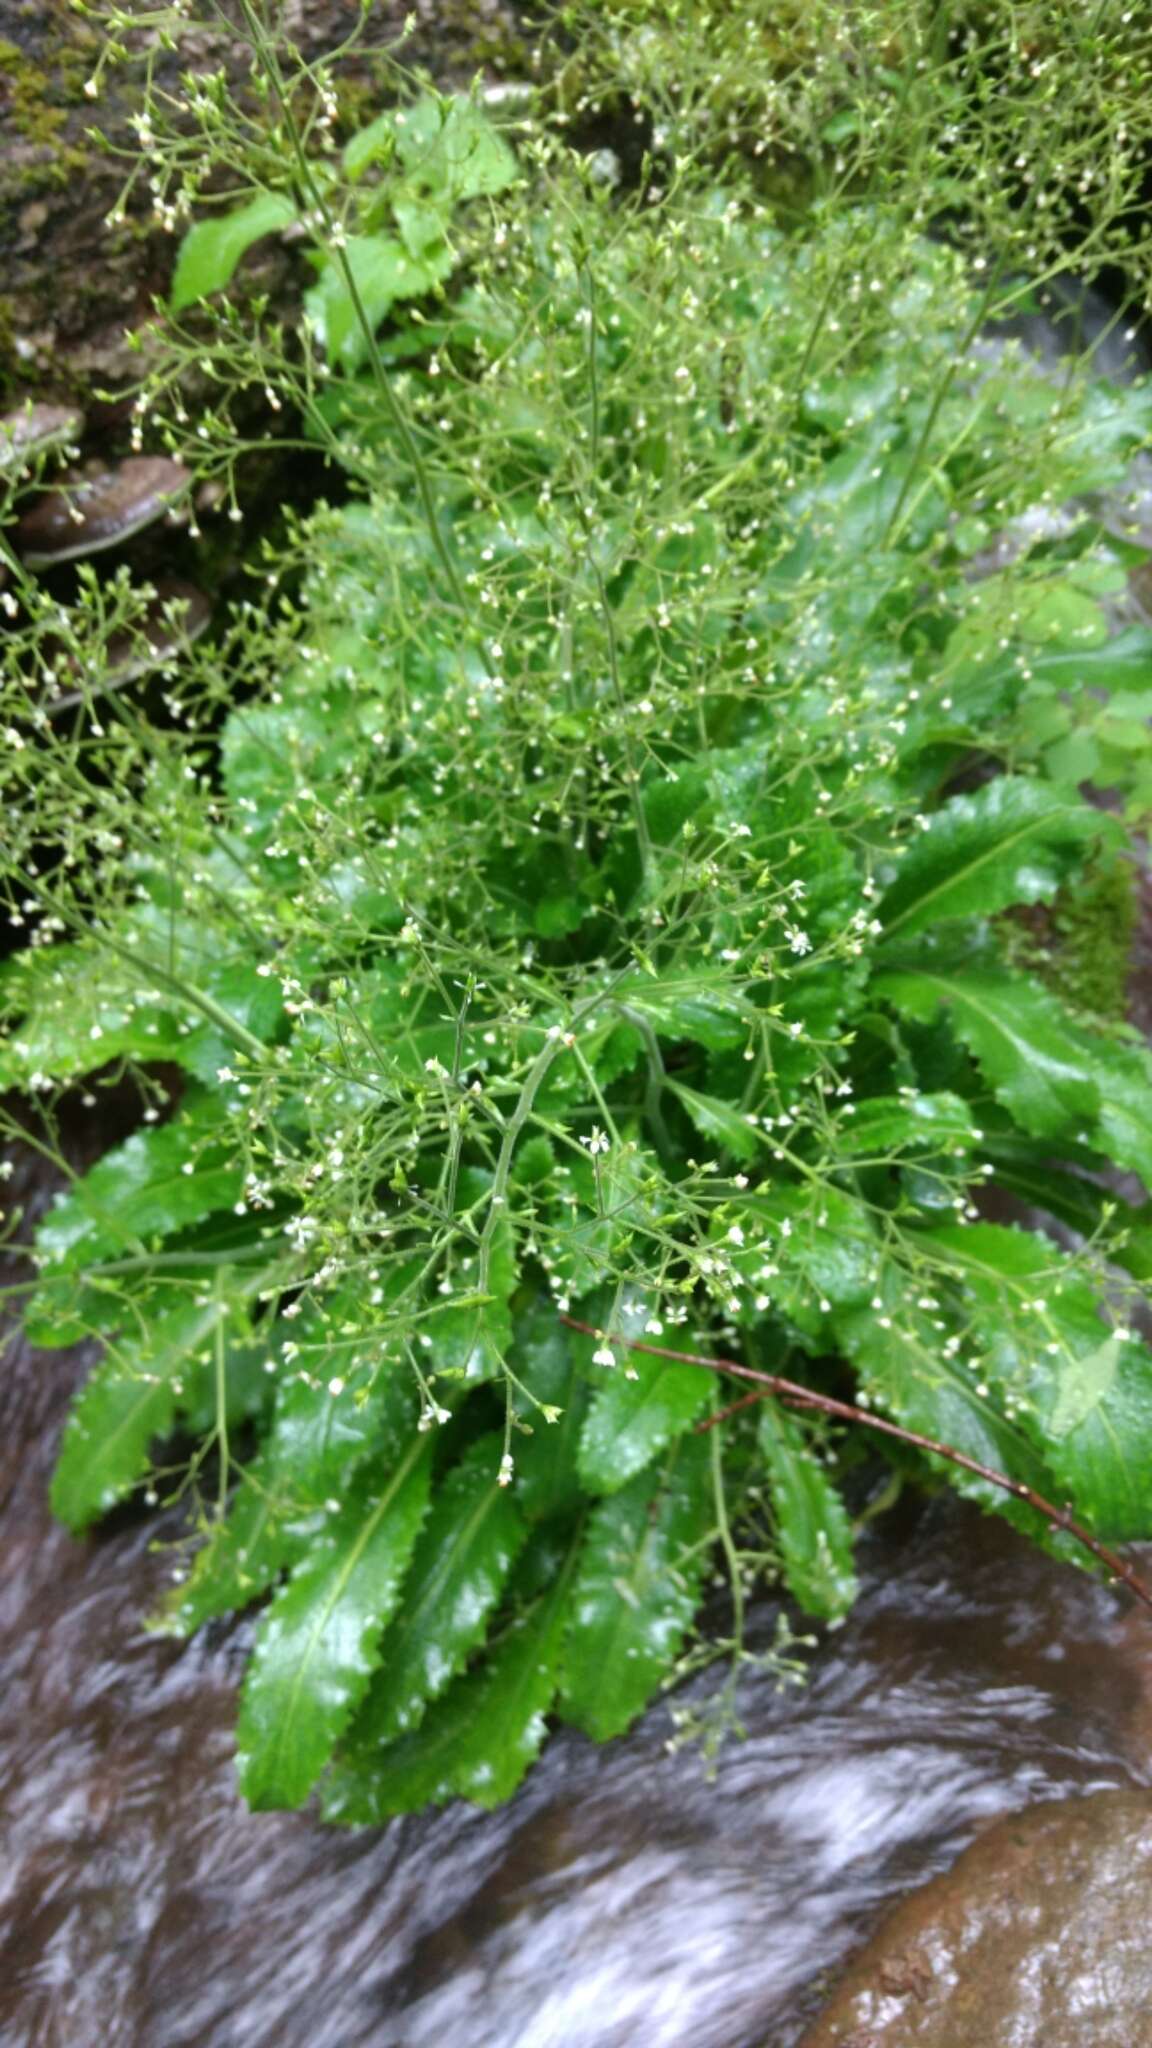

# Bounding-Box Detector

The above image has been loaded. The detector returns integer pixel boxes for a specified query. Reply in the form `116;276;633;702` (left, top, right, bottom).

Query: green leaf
981;1139;1127;1241
833;1287;1070;1547
270;1310;420;1487
323;1531;580;1821
170;191;297;313
1015;624;1152;695
1050;1335;1122;1440
513;1134;557;1187
1013;578;1110;649
561;1435;713;1740
548;1144;661;1301
879;778;1112;941
343;94;518;201
157;1451;314;1637
758;1405;857;1621
831;1090;979;1160
423;1296;512;1382
614;971;752;1051
342;110;400;180
332;1434;526;1750
160;1351;419;1636
512;1307;592;1522
921;1222;1152;1541
667;1079;760;1161
236;1434;433;1809
578;1330;711;1493
304;234;453;370
51;1269;272;1529
175;1334;269;1436
35;1097;241;1272
393;94;519;201
722;1184;879;1336
876;965;1096;1135
0;945;190;1087
877;964;1152;1179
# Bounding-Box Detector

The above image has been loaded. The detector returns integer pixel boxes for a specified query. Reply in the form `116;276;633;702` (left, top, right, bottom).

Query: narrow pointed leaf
0;944;190;1087
35;1100;240;1270
833;1288;1070;1550
923;1222;1152;1541
158;1452;316;1636
158;1360;419;1636
236;1435;433;1809
613;971;752;1051
341;1434;526;1747
876;965;1098;1134
561;1436;712;1740
759;1405;857;1621
512;1308;591;1522
668;1079;760;1161
879;777;1111;940
323;1533;580;1822
50;1269;272;1530
721;1183;878;1336
579;1336;710;1493
877;964;1152;1179
830;1091;978;1161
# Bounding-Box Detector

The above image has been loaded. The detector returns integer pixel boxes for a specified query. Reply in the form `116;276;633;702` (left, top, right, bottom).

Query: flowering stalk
560;1318;1152;1614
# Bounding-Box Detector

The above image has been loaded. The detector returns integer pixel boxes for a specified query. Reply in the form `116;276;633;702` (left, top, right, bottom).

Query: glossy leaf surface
561;1437;713;1739
879;778;1112;940
236;1437;433;1809
759;1405;858;1621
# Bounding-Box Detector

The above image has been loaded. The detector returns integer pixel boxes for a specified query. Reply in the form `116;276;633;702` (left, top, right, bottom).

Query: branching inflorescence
3;1;1152;1817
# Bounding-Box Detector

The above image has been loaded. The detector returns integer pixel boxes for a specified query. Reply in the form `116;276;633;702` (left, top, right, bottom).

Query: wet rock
798;1787;1152;2048
14;455;190;566
0;402;84;473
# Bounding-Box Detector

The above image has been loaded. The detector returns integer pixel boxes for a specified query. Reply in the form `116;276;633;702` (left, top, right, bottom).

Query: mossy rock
0;0;534;405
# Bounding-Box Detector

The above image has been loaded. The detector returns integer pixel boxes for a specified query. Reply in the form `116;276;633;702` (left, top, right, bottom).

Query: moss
0;39;68;148
0;2;104;158
1000;853;1138;1028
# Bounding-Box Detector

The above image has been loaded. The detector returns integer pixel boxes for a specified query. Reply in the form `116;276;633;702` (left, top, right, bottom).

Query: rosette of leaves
6;27;1152;1825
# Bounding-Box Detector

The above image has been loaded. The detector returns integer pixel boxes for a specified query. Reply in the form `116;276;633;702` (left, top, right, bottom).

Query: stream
2;1101;1151;2048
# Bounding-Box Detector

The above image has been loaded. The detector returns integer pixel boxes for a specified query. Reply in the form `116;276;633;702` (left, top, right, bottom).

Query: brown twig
559;1316;1152;1613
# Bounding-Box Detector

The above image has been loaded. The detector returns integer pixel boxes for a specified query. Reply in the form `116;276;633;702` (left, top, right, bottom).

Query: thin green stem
225;0;471;624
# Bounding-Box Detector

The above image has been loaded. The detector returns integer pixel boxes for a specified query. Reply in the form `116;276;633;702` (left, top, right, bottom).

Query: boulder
799;1788;1152;2048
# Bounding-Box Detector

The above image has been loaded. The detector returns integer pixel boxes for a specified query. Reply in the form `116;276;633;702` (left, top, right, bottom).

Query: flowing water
3;1108;1152;2048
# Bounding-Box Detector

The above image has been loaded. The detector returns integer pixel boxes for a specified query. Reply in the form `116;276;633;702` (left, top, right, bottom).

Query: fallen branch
559;1316;1152;1613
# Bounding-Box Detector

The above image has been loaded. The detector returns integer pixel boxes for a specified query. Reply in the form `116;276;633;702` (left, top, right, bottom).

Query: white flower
580;1125;610;1156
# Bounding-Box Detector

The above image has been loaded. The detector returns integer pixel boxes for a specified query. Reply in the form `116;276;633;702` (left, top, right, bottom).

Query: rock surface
15;454;190;563
0;0;532;405
798;1787;1152;2048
